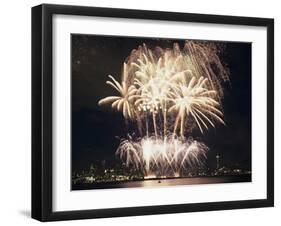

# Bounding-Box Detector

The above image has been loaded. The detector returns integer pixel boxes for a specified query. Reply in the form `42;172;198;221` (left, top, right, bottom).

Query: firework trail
98;40;229;177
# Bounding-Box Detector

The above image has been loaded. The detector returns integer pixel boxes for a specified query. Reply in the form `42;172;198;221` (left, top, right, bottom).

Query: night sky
71;34;252;172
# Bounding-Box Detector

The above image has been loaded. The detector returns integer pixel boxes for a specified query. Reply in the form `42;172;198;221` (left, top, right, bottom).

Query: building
216;153;220;170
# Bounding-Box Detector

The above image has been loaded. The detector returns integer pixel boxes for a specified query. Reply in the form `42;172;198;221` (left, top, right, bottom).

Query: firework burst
98;40;229;176
116;135;208;176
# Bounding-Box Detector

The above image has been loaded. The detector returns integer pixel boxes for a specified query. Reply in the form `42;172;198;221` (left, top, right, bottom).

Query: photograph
71;34;252;190
30;3;274;222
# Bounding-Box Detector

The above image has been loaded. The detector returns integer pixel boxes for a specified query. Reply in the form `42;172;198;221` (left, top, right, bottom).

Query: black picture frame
32;4;274;222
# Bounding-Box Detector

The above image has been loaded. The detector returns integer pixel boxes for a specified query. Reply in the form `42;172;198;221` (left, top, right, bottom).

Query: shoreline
72;173;251;191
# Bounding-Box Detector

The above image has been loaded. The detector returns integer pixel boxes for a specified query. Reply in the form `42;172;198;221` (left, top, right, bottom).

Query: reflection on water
72;174;251;190
119;175;250;188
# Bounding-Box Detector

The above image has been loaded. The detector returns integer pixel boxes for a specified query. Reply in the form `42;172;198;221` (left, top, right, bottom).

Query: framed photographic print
32;4;274;221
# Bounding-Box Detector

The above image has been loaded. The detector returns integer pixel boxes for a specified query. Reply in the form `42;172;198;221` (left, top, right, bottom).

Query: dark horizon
71;34;252;175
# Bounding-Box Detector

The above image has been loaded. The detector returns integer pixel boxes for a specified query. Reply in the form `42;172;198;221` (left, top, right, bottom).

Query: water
72;174;251;190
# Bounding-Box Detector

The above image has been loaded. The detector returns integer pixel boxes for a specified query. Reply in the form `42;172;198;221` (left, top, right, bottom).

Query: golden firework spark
168;76;225;136
98;40;229;176
98;63;137;119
